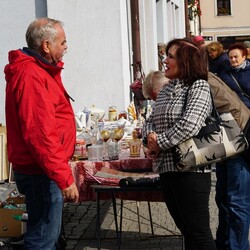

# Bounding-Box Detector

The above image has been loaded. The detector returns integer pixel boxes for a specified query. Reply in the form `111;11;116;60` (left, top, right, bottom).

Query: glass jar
74;130;87;159
108;105;117;121
108;140;119;160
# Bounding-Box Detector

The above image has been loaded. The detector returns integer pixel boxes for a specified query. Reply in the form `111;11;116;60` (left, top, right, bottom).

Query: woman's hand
147;132;161;158
145;148;159;159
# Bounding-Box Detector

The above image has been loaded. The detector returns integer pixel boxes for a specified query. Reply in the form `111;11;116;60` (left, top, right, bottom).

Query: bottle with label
128;130;142;157
108;105;117;121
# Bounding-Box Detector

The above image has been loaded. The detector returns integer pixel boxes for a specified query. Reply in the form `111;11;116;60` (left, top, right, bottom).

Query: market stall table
69;150;166;249
69;150;164;202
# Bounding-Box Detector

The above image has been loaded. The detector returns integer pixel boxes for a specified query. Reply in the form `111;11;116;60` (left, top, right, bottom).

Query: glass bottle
82;129;93;159
128;130;142;157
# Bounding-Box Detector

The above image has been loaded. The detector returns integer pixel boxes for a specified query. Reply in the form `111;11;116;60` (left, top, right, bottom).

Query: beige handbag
173;98;249;172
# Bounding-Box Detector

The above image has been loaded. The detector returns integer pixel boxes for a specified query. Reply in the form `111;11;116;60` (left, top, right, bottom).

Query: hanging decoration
188;0;202;21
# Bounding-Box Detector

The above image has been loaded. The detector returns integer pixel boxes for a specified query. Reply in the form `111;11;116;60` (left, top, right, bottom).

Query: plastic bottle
13;212;28;222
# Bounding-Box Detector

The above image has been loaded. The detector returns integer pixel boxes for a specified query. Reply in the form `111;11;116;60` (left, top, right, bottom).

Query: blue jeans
14;171;64;250
216;156;250;250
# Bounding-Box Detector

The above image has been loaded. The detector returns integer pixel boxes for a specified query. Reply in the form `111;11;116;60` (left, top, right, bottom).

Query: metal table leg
96;192;101;250
136;201;141;236
147;201;154;235
111;193;121;250
119;199;124;243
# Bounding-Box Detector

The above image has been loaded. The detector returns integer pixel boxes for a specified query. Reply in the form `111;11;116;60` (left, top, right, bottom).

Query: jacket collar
22;47;64;76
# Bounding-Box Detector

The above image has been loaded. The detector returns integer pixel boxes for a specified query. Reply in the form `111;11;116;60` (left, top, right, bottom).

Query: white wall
140;0;186;75
0;0;186;125
156;0;186;43
156;0;168;43
0;0;38;125
47;0;131;119
0;0;131;124
139;0;158;75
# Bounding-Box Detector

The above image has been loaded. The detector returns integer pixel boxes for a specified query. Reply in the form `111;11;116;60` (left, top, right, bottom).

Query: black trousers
160;172;216;250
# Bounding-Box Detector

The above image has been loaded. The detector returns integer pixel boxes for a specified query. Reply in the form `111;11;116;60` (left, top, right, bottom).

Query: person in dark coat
215;43;250;250
220;43;250;108
206;41;230;76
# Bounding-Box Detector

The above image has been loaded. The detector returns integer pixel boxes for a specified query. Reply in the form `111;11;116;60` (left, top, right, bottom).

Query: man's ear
42;40;50;53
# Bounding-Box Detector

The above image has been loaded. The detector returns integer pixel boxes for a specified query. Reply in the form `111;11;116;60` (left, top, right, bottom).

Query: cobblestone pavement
0;174;218;249
62;174;218;250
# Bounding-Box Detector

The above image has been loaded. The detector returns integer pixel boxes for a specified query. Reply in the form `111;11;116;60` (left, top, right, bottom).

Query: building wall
48;0;131;119
0;0;132;123
199;0;250;47
0;0;186;124
156;0;186;43
0;0;44;125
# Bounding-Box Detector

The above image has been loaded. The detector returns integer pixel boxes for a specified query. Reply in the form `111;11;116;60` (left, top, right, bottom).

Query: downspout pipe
197;0;202;34
130;0;141;79
184;0;191;37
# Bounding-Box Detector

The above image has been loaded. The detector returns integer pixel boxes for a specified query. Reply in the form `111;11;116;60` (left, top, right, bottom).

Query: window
217;0;231;16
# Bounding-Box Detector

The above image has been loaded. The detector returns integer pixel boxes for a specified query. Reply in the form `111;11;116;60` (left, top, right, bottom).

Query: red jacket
4;48;76;190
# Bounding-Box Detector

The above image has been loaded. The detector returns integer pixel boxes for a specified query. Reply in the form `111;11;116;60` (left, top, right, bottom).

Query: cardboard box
0;208;25;237
6;197;26;205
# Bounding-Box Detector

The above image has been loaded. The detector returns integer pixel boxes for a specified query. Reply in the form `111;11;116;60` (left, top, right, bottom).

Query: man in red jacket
4;18;79;249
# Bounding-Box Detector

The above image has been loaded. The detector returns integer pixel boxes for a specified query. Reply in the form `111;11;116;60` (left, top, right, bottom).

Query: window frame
216;0;232;16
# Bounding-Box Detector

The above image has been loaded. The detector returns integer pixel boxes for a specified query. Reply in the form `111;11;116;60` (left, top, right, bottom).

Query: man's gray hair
142;71;168;100
26;18;63;52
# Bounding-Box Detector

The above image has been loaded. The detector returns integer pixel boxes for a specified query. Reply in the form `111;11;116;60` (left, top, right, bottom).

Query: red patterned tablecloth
69;150;164;202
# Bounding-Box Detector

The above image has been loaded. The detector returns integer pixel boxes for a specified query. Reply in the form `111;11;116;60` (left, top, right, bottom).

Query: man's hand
62;182;79;203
